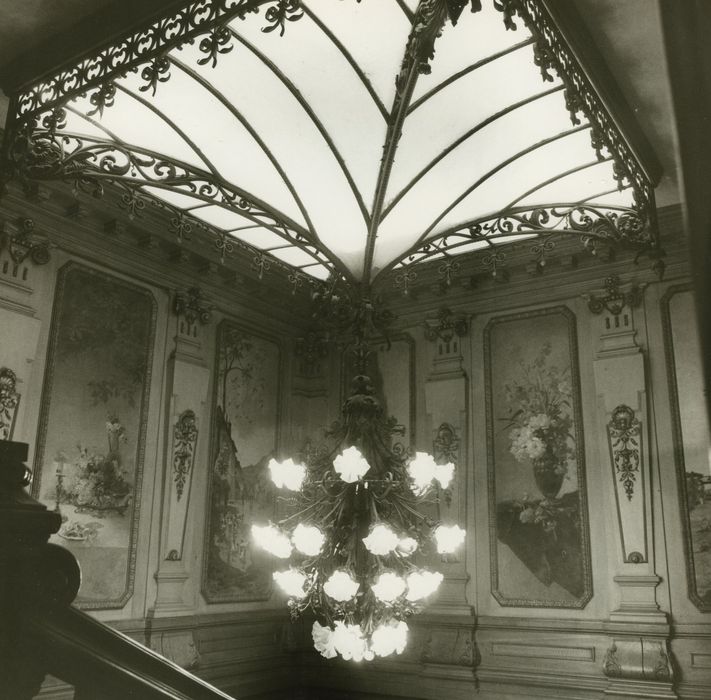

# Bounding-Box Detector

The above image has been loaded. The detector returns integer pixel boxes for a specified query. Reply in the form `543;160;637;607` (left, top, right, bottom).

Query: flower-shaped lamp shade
370;620;408;657
331;622;374;662
433;524;466;554
362;524;399;555
251;524;293;558
434;462;455;489
405;570;444;601
273;569;307;598
323;570;360;601
396;537;418;556
269;457;306;490
292;523;325;556
333;445;371;483
407;452;439;492
312;621;338;659
371;571;406;602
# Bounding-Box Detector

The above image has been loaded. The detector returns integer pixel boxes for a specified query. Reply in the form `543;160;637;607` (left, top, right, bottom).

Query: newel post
0;440;81;698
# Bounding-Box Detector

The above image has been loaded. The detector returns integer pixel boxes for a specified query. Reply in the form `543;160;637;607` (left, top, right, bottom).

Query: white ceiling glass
19;0;646;287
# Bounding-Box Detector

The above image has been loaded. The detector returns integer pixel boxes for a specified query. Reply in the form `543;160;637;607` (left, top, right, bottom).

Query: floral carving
424;308;468;344
585;275;645;317
1;218;51;266
173;410;198;501
174;287;213;327
607;405;641;501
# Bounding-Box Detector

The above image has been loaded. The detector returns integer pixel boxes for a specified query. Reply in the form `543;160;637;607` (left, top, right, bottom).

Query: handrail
23;606;235;700
0;440;235;700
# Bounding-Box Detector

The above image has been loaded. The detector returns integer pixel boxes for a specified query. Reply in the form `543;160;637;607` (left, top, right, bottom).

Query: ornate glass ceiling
2;0;658;291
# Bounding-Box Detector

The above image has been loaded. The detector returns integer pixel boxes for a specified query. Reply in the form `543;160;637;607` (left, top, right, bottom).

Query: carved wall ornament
173;287;213;327
602;638;675;684
173;410;198;501
608;405;641;501
294;331;329;378
0;367;21;440
584;275;645;317
433;422;460;465
424;307;468;344
603;642;621;677
0;218;52;266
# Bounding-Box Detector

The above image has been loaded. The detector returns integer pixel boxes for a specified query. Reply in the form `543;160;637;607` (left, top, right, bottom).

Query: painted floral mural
485;307;592;608
33;263;155;608
203;322;281;602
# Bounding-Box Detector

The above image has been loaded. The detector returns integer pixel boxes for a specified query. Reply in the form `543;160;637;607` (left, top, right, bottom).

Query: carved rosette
172;410;198;501
0;367;20;440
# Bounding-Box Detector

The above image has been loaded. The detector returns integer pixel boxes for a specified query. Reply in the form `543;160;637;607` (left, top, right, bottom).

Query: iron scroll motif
0;367;20;440
607;405;641;501
173;410;199;501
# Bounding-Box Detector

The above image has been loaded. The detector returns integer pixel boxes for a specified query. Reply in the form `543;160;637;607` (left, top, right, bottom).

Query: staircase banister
0;439;236;700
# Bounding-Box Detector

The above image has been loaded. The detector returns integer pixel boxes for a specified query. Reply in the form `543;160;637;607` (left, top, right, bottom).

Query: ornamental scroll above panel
661;285;711;611
32;262;157;609
484;306;592;608
202;320;282;603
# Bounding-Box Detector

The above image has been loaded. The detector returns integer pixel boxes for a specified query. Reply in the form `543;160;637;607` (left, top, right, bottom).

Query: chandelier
252;366;464;662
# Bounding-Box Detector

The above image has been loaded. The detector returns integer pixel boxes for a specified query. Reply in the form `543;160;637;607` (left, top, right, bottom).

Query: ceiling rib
301;3;389;121
228;26;371;227
169;56;319;244
504;157;610;209
417;123;592;243
380;84;566;221
406;37;536;114
362;0;451;284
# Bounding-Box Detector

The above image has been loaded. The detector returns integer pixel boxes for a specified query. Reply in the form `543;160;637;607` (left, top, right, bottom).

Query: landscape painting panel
485;307;592;607
33;263;155;608
663;287;711;609
203;321;281;602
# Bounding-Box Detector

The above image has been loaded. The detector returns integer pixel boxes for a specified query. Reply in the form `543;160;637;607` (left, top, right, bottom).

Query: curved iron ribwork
1;0;660;297
386;203;651;277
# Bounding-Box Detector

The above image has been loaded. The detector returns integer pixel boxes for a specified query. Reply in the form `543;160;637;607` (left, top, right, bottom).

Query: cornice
0;179;315;332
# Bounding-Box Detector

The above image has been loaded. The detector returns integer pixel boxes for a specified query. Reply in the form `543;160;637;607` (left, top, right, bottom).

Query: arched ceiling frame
1;0;661;296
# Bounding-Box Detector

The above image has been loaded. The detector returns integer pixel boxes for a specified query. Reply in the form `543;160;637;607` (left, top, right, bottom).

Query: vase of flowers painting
504;342;574;501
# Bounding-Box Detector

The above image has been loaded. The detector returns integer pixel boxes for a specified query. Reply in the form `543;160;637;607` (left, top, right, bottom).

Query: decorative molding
584;274;645;317
148;630;200;671
483;305;593;609
424;307;468;344
172;410;198;503
433;422;460;465
174;286;213;327
660;283;710;612
30;261;158;610
0;366;20;440
294;331;329;378
492;642;595;662
607;405;642;502
602;638;674;685
0;217;52;266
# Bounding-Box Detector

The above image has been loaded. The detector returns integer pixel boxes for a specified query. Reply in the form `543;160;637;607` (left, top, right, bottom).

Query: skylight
3;0;657;291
